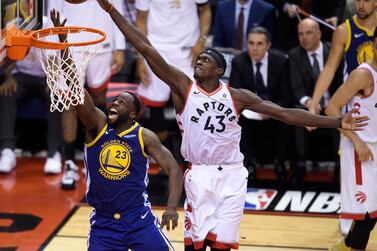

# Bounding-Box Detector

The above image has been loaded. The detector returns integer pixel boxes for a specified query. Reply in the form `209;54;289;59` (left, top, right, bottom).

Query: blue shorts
88;209;174;251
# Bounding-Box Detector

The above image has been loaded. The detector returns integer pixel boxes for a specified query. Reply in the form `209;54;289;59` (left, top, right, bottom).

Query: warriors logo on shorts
99;141;132;180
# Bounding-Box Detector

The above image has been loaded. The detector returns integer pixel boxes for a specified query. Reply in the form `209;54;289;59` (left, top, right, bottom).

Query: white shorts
340;137;377;220
85;52;112;91
183;162;248;250
137;47;193;106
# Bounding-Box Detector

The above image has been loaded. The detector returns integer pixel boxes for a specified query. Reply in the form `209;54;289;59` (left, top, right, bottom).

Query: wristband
200;35;208;40
338;117;342;129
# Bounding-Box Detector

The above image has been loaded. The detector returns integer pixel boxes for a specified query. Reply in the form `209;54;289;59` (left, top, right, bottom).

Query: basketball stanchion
5;24;106;112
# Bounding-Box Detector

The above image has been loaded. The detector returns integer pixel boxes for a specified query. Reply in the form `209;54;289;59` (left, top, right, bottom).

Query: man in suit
289;18;343;183
212;0;276;50
230;26;291;180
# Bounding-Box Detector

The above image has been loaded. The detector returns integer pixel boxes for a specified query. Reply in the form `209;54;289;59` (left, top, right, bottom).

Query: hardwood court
1;158;377;250
44;206;377;251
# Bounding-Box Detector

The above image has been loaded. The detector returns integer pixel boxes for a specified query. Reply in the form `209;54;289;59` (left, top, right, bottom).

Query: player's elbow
279;109;294;125
170;163;183;178
324;104;335;117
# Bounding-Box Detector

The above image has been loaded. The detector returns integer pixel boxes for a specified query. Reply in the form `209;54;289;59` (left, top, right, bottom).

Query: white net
33;28;103;112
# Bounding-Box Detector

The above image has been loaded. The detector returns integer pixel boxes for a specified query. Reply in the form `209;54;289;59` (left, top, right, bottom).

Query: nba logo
244;188;277;210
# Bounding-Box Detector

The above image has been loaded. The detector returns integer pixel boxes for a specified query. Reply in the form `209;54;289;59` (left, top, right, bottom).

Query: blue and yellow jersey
344;16;375;74
84;122;151;214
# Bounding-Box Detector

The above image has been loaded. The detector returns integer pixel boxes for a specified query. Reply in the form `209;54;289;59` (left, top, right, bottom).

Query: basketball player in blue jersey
49;10;183;251
309;0;377;115
95;1;369;250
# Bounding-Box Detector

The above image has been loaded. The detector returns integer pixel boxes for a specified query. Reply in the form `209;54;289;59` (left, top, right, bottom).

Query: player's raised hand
161;207;178;231
50;9;67;42
340;108;369;131
50;9;67;27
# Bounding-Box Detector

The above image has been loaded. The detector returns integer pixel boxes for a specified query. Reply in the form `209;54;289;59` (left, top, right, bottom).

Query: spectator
135;0;211;143
46;0;126;189
0;48;62;174
212;0;276;51
289;18;343;183
229;27;291;180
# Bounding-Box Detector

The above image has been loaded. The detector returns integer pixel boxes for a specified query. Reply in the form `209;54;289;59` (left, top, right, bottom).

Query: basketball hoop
6;25;106;112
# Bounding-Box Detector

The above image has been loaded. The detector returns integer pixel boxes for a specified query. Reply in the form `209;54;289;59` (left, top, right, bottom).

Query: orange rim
30;26;106;50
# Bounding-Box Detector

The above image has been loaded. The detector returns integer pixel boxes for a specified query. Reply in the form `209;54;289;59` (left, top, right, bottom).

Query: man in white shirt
288;18;343;183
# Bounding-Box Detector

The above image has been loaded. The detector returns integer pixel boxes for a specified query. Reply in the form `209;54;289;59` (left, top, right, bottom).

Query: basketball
65;0;87;4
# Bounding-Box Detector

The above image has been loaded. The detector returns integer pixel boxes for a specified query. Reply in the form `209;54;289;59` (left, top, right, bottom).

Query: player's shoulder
228;87;259;103
141;127;160;145
329;22;349;47
349;65;374;83
335;21;349;37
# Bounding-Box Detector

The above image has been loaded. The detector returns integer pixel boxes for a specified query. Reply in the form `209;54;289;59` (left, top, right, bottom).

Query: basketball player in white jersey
325;31;377;251
95;1;369;250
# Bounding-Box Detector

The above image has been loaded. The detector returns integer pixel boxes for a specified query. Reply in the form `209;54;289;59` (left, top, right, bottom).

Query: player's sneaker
0;148;16;173
61;160;79;190
329;238;351;251
44;152;62;174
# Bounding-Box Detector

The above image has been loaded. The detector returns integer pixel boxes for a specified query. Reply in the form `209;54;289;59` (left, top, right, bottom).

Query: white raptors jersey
176;82;244;165
349;63;377;143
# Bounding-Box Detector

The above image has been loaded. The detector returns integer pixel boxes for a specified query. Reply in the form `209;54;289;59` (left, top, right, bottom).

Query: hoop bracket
5;25;106;60
6;25;32;60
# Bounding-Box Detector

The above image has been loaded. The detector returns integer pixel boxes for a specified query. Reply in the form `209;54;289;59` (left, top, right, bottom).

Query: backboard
0;0;43;74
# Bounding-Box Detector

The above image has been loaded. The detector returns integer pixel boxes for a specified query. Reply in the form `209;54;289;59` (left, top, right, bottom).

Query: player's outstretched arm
75;90;107;141
50;9;106;141
142;128;183;231
96;0;190;99
231;88;368;130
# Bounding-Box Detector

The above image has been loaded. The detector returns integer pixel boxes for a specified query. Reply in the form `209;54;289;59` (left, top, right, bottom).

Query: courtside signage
245;188;278;210
245;188;340;214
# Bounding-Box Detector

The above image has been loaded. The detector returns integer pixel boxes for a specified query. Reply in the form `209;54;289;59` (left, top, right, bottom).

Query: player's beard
357;9;375;20
108;112;129;129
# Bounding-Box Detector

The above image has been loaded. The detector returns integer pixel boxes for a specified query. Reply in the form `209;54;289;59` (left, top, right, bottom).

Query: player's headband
202;49;227;73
